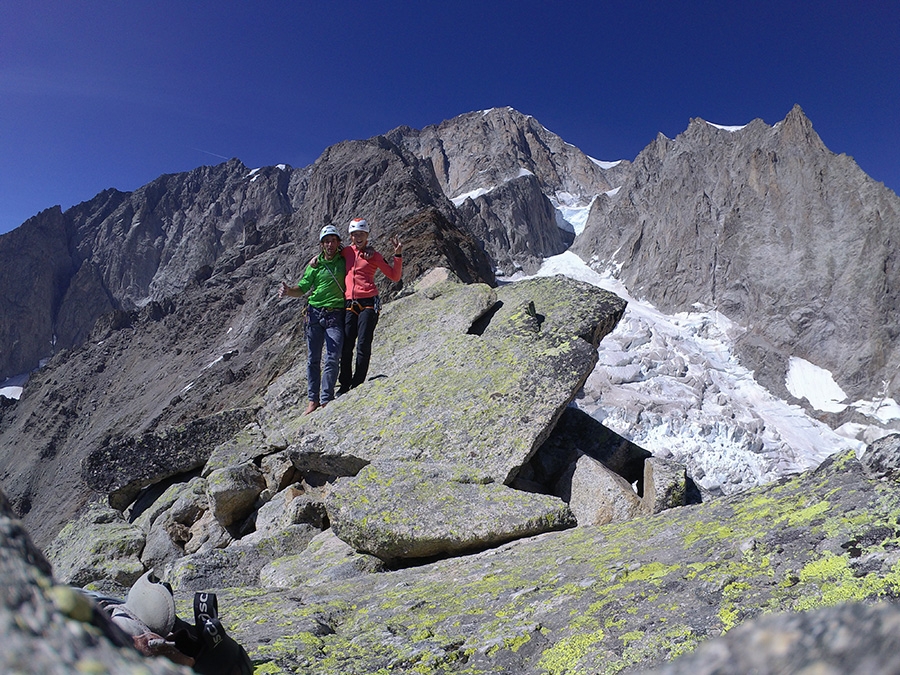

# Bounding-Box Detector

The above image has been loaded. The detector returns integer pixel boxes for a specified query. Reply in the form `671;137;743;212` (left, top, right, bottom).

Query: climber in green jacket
279;224;346;414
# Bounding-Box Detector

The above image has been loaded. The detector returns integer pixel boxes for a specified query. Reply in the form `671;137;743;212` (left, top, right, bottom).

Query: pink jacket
342;245;402;300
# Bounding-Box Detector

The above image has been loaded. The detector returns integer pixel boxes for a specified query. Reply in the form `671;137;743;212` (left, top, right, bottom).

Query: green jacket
297;252;346;309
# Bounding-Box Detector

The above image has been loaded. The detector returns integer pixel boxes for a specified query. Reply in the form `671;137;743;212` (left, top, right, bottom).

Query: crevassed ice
527;251;882;493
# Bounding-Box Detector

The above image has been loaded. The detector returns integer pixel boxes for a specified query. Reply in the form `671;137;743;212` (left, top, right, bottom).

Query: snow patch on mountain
0;372;27;400
550;192;595;235
785;357;848;413
588;156;624;170
707;121;748;132
450;168;535;207
451;187;492;206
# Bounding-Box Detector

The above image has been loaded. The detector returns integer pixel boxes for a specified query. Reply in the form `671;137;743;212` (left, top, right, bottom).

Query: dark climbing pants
340;299;379;391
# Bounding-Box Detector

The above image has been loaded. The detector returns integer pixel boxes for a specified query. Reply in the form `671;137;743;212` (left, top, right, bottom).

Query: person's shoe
304;401;319;415
335;387;348;398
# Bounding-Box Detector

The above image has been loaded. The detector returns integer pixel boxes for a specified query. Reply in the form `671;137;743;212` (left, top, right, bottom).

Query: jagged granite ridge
573;104;900;403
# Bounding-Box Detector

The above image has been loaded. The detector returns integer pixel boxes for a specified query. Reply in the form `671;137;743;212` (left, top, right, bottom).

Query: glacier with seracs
518;250;899;496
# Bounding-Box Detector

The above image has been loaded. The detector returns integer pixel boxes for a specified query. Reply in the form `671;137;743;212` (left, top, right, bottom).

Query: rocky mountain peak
388;106;622;201
778;102;825;148
573;104;900;403
385;106;630;275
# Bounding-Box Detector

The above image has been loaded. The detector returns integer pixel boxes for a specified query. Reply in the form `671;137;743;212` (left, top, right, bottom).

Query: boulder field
5;273;900;673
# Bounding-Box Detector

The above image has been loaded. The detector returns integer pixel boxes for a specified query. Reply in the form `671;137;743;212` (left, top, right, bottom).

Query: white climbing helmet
319;224;341;241
348;217;370;234
122;570;177;636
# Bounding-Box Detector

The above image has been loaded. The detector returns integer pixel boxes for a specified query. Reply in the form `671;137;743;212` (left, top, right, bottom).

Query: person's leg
338;308;358;394
351;307;379;388
306;307;325;413
320;310;344;405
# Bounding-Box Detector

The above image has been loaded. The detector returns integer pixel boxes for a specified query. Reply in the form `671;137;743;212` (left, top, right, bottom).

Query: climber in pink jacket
338;217;402;393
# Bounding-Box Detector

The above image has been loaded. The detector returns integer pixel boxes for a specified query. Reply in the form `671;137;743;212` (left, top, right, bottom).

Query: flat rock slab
260;529;386;589
325;461;576;561
261;276;626;485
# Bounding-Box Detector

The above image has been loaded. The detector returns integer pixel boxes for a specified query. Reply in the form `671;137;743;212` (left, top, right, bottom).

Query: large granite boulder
42;501;145;587
326;461;576;561
206;461;267;527
261;275;626;485
259;529;386;589
556;453;643;526
80;407;258;510
166;521;319;591
641;456;692;514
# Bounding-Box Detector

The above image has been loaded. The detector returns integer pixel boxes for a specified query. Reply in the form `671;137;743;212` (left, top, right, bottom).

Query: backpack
171;591;254;675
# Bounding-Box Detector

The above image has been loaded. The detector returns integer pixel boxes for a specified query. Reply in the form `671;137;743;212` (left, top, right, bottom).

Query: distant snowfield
451;172;616;237
0;372;26;400
523;251;897;494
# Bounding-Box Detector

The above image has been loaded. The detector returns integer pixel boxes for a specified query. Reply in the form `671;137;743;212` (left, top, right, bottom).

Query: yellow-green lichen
538;629;606;675
793;553;900;611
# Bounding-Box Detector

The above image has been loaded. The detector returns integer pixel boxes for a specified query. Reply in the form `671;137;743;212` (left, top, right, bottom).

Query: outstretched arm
279;281;302;299
376;235;403;282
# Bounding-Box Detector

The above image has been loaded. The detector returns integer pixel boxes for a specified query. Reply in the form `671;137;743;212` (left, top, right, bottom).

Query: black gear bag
172;592;253;675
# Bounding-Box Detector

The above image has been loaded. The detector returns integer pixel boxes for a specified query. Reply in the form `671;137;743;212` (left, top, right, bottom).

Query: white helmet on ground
348;217;370;234
319;224;341;241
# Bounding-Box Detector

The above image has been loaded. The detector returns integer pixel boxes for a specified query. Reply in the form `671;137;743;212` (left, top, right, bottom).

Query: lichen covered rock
259;528;386;589
326;461;576;560
2;489;187;674
263;276;626;486
43;501;145;587
211;447;900;674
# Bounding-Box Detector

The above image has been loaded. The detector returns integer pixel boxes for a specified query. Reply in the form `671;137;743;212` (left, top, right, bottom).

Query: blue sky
2;1;898;235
